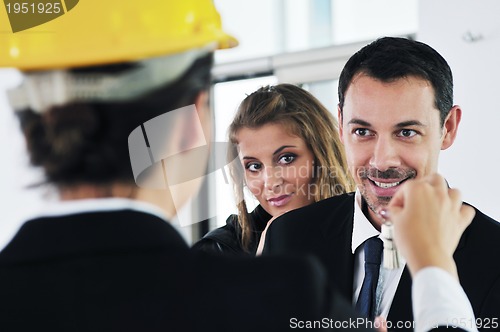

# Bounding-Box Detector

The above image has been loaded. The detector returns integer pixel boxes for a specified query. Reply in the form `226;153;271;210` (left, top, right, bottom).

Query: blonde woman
193;84;354;255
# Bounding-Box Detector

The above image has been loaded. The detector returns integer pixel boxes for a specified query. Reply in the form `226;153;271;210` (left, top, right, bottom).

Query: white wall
0;69;48;249
331;0;418;44
419;0;500;220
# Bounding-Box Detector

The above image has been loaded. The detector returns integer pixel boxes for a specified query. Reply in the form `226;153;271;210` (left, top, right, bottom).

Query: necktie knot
364;237;383;265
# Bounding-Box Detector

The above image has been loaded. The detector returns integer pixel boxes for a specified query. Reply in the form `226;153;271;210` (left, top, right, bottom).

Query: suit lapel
317;194;356;301
263;193;357;302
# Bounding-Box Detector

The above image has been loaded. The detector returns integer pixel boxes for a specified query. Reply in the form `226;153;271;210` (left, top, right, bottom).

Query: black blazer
262;193;500;331
192;205;271;255
0;209;370;332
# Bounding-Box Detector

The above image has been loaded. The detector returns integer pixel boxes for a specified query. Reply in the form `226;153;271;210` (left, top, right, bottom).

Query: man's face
339;74;460;226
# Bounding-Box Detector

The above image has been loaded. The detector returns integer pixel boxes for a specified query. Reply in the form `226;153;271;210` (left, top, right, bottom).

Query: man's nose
369;137;401;172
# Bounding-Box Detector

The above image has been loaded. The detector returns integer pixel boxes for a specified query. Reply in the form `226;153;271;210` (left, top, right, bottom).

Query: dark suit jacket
192;204;271;255
0;209;371;332
262;193;500;331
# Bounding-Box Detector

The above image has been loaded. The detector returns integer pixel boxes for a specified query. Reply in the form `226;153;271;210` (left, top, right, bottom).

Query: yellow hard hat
0;0;237;70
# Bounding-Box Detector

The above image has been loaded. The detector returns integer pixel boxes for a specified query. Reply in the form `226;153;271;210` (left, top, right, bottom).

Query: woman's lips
267;194;292;207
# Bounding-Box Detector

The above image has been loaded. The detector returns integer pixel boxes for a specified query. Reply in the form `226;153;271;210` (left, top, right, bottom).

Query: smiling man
339;74;457;228
262;37;500;330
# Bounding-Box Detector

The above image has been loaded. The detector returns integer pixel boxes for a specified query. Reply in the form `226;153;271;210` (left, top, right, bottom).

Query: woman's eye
278;154;296;165
246;163;261;172
398;129;417;138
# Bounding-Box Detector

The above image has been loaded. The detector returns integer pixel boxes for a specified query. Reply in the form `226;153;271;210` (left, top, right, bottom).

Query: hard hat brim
0;0;239;71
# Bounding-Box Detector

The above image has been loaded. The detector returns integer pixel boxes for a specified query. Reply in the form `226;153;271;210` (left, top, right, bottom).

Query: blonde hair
228;84;355;252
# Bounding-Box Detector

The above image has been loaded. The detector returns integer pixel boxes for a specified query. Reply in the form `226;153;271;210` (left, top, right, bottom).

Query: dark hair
338;36;453;126
17;53;213;187
228;84;354;251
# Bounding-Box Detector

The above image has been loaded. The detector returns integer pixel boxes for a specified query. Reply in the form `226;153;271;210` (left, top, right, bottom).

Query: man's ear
337;105;344;143
441;105;462;150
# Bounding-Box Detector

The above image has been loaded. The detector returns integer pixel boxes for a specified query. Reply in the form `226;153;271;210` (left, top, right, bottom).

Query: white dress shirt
413;267;478;332
27;197;169;222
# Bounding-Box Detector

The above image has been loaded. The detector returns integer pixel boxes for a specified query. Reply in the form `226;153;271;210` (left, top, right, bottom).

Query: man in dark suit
262;37;500;330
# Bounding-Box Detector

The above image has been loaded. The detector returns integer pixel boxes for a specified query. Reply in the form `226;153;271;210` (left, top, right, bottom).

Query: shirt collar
33;197;169;222
351;190;380;253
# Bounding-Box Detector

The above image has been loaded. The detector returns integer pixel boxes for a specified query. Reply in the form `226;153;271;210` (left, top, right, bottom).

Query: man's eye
354;128;371;136
398;129;417;138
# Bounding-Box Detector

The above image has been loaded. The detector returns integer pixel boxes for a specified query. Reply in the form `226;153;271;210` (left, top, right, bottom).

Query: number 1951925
6;2;62;14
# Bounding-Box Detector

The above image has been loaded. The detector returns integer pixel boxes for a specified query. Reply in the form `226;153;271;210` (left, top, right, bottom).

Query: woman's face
235;123;316;217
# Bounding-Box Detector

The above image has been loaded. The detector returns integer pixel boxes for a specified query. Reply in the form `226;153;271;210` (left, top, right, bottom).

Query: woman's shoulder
250;205;272;232
191;214;245;255
191;206;272;255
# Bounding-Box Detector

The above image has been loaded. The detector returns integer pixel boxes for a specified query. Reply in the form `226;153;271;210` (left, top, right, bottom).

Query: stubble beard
356;166;417;216
358;183;392;216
